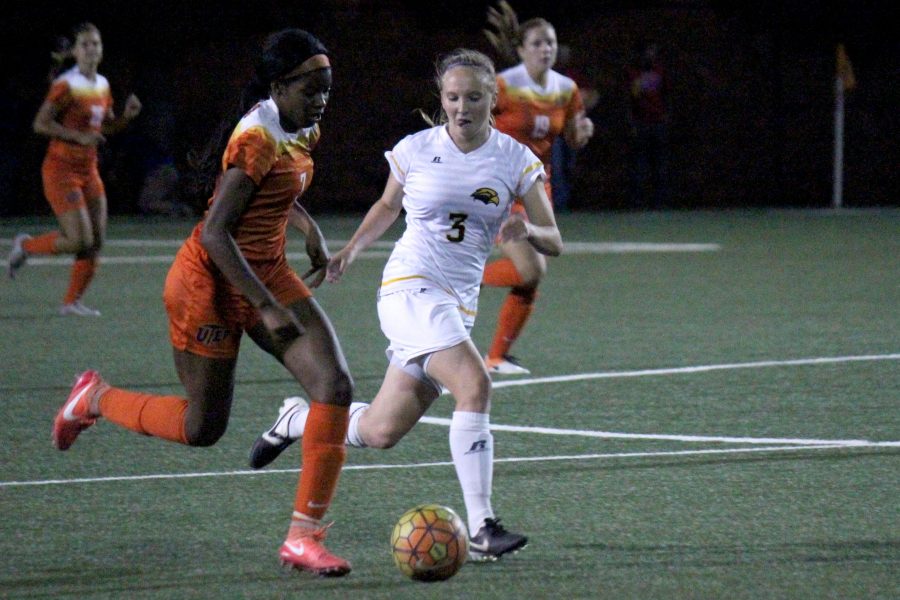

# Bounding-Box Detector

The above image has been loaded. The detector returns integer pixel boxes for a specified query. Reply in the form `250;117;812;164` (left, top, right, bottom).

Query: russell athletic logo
196;324;231;346
471;187;500;206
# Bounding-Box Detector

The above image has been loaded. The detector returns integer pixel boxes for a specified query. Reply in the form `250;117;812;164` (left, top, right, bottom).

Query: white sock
290;400;368;447
344;402;369;447
449;411;493;534
286;398;309;438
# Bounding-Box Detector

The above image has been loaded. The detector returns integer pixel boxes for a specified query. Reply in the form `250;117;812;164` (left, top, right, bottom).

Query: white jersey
381;125;544;325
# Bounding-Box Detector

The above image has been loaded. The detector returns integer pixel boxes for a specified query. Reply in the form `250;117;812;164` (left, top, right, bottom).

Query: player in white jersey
249;48;562;561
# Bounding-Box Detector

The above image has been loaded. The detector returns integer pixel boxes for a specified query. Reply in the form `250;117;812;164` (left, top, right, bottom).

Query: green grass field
1;209;898;599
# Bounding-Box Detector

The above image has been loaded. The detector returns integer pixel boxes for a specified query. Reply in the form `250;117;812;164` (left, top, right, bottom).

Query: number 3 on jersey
447;212;468;243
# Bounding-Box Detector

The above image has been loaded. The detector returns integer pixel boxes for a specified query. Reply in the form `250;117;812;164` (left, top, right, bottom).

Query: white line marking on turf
2;353;896;488
2;239;721;267
418;417;873;446
488;354;900;390
3;442;897;487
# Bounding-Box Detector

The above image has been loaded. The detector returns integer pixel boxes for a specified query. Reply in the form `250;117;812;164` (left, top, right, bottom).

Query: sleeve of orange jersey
222;125;277;185
45;80;72;112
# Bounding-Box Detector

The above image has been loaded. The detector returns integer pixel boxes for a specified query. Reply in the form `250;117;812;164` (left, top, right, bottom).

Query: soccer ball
391;503;469;582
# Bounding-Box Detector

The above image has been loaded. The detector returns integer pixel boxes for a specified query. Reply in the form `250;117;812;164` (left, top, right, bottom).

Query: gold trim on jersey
387;152;406;178
503;86;574;106
517;160;544;191
380;275;478;317
381;274;430;286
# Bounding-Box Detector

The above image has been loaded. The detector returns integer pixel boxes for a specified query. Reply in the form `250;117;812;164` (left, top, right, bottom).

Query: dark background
1;0;896;216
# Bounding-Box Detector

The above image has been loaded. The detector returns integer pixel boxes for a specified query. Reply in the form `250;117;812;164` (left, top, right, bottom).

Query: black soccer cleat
468;518;528;561
248;397;307;469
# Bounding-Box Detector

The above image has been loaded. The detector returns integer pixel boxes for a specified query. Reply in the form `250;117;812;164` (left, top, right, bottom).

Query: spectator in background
551;43;599;211
625;40;670;208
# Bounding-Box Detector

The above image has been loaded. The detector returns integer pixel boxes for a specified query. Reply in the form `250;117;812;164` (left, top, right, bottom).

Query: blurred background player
481;2;594;374
625;39;670;208
50;29;353;577
249;48;563;561
7;23;141;316
550;43;599;212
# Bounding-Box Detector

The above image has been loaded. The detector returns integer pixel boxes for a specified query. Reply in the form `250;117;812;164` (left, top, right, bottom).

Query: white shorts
377;286;471;391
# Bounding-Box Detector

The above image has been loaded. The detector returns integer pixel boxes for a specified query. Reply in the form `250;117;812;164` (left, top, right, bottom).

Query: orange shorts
41;155;105;215
163;239;312;359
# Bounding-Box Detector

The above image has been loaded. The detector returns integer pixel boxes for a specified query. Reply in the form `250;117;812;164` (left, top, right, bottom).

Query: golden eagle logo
471;187;500;206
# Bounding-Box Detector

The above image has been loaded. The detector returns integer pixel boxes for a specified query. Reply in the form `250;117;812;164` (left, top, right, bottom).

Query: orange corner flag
836;43;856;91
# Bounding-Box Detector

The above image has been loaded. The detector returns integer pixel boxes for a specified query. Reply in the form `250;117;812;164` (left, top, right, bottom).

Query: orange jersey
191;98;320;262
44;66;113;168
493;64;585;171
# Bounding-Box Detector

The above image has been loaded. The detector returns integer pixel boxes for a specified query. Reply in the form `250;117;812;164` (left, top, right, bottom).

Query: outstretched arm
326;173;405;283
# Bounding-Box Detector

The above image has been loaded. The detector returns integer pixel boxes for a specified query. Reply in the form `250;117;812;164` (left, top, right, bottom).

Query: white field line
2;355;896;488
2;240;720;267
419;417;873;446
488;354;900;390
3;442;898;488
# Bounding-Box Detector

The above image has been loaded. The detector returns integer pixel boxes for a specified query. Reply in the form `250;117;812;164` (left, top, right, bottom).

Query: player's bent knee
518;263;546;286
308;368;354;406
363;422;403;449
183;421;227;447
331;369;354;405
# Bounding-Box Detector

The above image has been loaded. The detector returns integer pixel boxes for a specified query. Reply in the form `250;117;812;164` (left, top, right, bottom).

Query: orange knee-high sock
22;232;59;255
63;258;97;304
98;387;189;444
482;258;524;287
292;402;349;523
487;288;538;360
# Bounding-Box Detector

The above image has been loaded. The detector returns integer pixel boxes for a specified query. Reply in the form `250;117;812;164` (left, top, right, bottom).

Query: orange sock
487;288;537;360
22;232;59;255
482;258;524;287
98;387;189;444
292;402;349;523
63;258;97;305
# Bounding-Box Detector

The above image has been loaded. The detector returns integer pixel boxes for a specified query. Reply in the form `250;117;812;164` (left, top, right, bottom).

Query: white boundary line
418;417;874;446
489;354;900;389
2;353;897;488
2;239;720;267
3;442;897;488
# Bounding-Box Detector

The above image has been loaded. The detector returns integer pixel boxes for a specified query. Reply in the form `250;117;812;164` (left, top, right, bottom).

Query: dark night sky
2;1;896;211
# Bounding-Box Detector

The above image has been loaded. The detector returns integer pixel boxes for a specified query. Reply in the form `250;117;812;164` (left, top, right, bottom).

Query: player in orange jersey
50;29;353;577
7;23;141;316
481;3;594;374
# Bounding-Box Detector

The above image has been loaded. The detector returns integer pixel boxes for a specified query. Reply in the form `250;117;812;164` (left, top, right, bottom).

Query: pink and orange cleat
52;370;103;450
279;525;351;577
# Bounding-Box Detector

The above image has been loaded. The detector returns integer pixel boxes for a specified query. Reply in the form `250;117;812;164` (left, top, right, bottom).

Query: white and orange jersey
192;98;320;262
381;125;544;324
44;66;113;167
493;63;585;171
